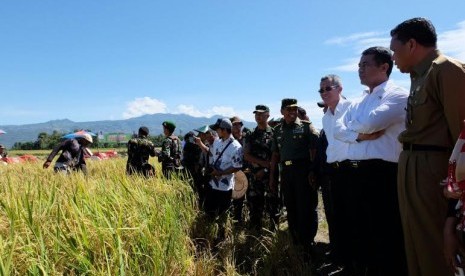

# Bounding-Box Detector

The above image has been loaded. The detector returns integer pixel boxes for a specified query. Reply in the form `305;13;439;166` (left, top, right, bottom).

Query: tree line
11;130;172;150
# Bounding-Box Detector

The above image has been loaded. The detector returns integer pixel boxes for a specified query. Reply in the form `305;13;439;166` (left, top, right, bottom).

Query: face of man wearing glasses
319;79;341;111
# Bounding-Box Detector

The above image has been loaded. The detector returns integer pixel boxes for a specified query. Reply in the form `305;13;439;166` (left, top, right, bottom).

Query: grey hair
320;74;342;86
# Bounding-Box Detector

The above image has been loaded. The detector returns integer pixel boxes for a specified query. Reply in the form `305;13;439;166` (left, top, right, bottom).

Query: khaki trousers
398;150;452;276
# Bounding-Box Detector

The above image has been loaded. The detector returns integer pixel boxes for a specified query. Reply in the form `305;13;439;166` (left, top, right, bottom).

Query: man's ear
408;38;417;53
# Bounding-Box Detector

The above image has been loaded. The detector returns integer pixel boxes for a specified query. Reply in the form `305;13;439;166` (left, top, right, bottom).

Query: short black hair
362;46;394;77
138;126;149;136
390;17;437;48
220;127;232;134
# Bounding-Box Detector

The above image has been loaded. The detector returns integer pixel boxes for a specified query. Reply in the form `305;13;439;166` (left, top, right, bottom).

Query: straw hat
232;170;248;199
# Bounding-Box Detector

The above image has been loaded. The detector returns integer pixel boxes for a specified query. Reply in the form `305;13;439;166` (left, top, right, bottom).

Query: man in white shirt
204;118;243;219
318;74;351;270
334;46;408;275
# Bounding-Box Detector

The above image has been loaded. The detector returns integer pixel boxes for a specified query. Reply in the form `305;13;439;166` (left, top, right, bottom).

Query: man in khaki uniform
390;17;465;276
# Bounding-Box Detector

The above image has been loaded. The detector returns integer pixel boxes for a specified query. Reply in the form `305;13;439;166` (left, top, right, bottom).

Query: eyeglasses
318;85;338;94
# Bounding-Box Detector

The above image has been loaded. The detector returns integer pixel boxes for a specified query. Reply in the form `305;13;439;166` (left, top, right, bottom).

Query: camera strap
213;139;233;168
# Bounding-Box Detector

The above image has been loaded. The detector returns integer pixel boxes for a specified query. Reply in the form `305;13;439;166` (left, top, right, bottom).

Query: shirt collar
412;49;440;78
334;98;348;114
283;117;303;127
363;79;390;96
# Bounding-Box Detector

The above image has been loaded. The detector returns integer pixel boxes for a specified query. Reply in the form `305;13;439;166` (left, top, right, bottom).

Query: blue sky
1;1;464;130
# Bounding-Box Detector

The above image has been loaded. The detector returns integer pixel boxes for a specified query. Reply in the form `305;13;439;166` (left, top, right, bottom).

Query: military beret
281;98;298;109
162;121;176;132
253;105;270;113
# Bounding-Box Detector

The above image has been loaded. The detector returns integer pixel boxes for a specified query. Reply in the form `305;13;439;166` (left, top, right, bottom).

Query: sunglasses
318;85;338;94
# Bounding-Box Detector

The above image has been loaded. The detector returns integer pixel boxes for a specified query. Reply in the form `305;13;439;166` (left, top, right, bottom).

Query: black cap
281;98;298;109
209;118;232;130
253;105;270;113
317;101;326;108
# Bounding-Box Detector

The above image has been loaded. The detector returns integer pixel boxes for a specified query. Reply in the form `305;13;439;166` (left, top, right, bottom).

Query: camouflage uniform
244;125;280;230
159;135;182;178
126;137;157;177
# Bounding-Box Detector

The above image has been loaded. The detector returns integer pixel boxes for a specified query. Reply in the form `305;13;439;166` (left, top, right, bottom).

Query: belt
281;159;310;166
330;159;384;169
402;143;451;152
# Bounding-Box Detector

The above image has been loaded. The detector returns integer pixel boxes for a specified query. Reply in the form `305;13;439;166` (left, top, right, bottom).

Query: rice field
0;155;329;275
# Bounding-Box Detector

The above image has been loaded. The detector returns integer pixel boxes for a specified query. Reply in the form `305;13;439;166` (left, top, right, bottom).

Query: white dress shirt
334;80;408;162
322;98;351;163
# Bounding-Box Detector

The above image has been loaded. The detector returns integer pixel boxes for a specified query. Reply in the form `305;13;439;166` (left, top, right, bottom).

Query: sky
1;1;465;130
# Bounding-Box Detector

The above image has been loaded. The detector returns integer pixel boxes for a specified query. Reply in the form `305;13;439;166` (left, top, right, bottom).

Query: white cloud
122;97;167;119
330;20;465;72
439;20;465;61
175;104;205;117
325;32;383;45
174;104;245;119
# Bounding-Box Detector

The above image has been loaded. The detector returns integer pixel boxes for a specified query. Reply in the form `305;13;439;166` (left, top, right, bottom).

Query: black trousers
319;173;336;251
331;159;407;275
204;187;232;218
281;160;318;250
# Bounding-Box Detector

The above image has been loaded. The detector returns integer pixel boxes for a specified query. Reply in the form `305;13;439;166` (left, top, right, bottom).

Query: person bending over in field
43;133;93;174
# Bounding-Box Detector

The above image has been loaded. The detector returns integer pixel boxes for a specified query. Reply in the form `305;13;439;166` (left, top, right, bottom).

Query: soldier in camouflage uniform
243;104;280;231
126;126;157;177
158;121;182;179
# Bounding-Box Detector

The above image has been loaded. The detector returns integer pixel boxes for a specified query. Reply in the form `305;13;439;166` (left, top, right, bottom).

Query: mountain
0;114;255;149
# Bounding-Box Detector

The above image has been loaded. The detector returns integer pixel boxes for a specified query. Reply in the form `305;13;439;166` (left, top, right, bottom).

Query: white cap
81;133;93;143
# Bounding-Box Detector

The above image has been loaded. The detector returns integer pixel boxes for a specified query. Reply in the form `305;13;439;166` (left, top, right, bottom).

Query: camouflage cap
162;121;176;133
281;98;298;109
253;105;270;113
230;116;243;125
